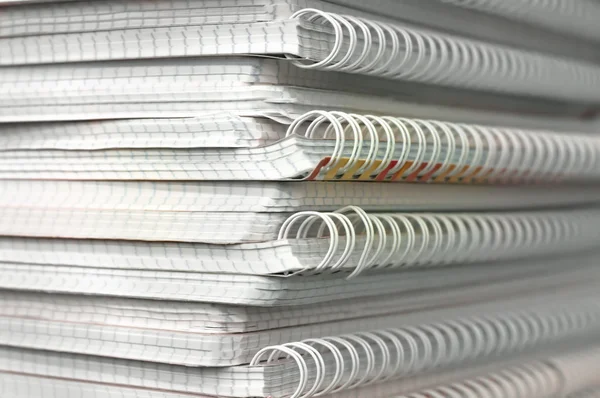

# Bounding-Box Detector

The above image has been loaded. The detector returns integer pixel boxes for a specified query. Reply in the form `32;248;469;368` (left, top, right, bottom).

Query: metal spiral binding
438;0;600;41
288;111;600;183
549;346;600;396
251;303;600;398
569;389;600;398
278;206;600;278
419;345;600;398
288;10;600;101
398;361;562;398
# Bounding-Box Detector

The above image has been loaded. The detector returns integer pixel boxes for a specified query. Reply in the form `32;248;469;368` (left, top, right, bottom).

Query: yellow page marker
323;158;352;180
447;165;471;183
433;164;457;183
340;159;367;180
472;168;497;184
389;161;415;181
461;166;486;184
357;160;385;181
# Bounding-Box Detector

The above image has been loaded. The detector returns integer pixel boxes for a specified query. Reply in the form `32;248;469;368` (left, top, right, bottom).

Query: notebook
3;57;599;124
0;251;598;305
1;57;596;123
2;0;598;65
2;1;600;104
1;356;599;398
4;180;599;213
2;110;600;182
1;293;600;396
1;266;592;334
0;205;599;273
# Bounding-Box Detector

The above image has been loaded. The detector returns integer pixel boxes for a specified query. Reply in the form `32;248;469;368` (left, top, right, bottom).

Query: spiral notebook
1;289;600;396
1;250;599;305
1;205;599;273
3;60;598;125
2;353;600;398
3;0;599;66
2;57;595;124
5;180;599;213
2;110;600;182
2;1;600;103
2;266;591;334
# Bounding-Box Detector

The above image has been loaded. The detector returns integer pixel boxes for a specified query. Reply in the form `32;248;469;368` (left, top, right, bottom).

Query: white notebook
1;267;591;334
4;180;599;213
1;291;600;395
2;351;599;398
3;59;598;125
2;0;598;65
0;205;599;273
0;252;598;305
0;349;588;398
2;1;600;103
0;57;594;124
2;110;600;182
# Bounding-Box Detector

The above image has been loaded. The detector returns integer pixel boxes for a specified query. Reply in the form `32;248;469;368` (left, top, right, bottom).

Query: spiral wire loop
288;9;600;101
251;302;600;398
398;361;562;398
438;0;600;41
278;206;600;278
569;389;600;398
287;111;600;183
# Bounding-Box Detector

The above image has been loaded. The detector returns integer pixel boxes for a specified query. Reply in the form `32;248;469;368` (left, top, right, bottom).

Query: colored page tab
357;160;385;181
304;157;331;181
433;164;457;183
447;165;472;183
339;159;367;180
419;163;444;182
323;158;352;180
460;166;485;183
389;161;415;181
405;163;429;182
375;160;400;181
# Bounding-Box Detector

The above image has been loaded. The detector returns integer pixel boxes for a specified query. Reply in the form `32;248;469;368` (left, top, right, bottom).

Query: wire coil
288;9;600;101
569;389;600;398
438;0;600;41
289;111;600;183
398;361;562;398
251;302;600;398
278;206;600;278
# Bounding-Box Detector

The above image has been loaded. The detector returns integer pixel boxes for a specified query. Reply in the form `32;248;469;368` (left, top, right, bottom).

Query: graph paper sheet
1;202;600;273
4;180;599;213
1;57;598;126
0;253;598;305
2;111;600;183
2;1;600;104
0;266;594;334
1;287;600;395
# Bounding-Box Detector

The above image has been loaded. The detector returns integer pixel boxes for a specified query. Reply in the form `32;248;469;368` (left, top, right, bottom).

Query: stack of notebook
2;1;600;397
